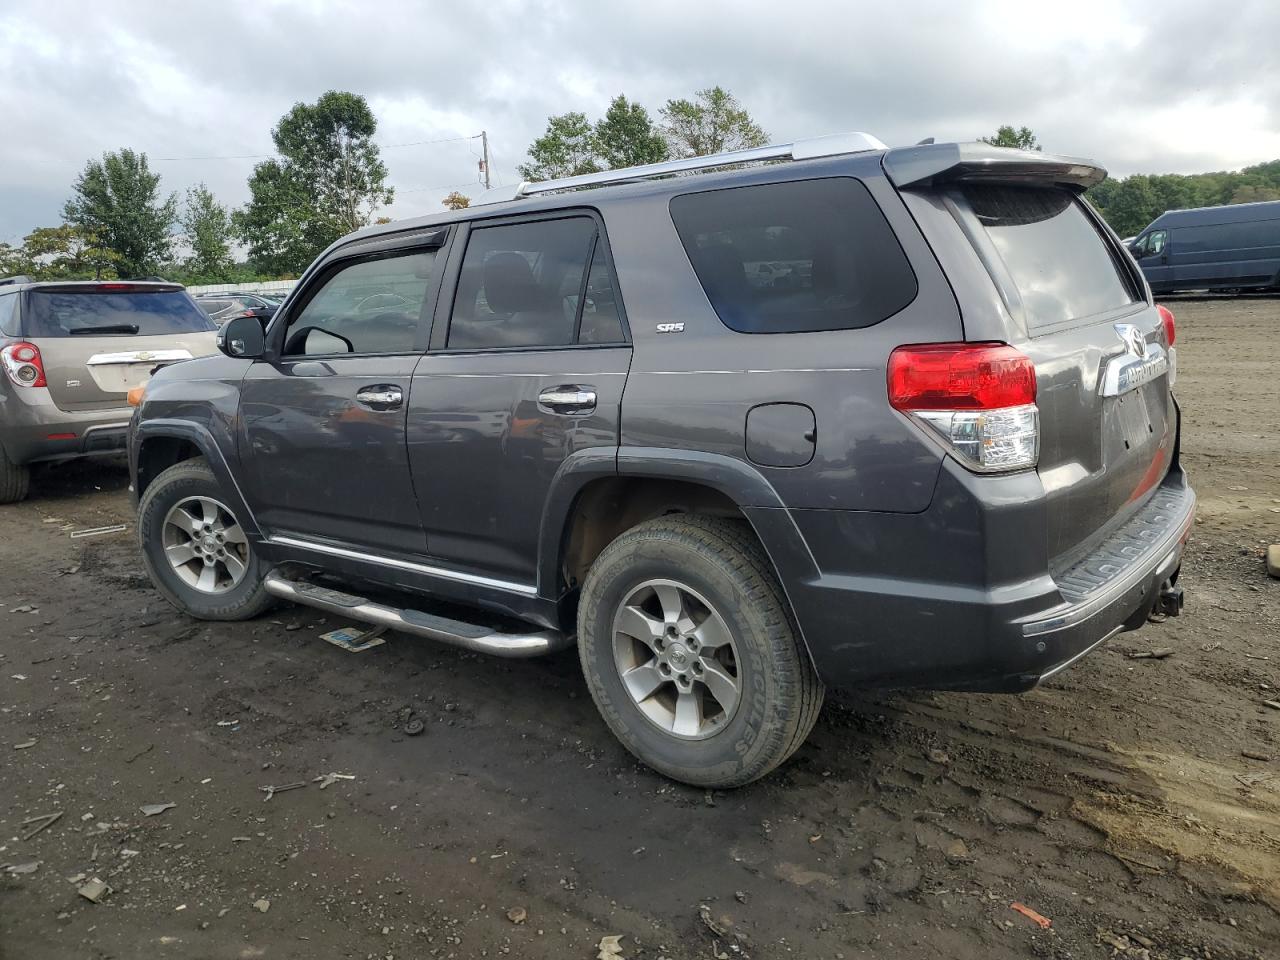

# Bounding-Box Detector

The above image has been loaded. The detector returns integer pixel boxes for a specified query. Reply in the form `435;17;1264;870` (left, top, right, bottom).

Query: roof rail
471;131;888;206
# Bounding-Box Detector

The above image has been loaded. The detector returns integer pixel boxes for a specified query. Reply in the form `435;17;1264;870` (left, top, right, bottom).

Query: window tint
283;250;436;355
24;290;215;338
196;298;232;317
0;292;17;336
669;178;918;334
448;217;598;350
962;185;1138;330
577;243;626;343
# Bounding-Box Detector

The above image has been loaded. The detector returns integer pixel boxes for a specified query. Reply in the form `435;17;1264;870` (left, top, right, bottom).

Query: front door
1133;228;1172;291
407;214;632;587
238;243;443;555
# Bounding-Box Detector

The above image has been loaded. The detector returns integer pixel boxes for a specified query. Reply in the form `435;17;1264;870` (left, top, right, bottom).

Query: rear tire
0;448;30;504
577;514;823;787
137;457;273;620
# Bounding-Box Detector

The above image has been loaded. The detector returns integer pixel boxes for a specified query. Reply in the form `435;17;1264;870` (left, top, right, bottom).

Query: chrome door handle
355;385;403;410
538;385;597;415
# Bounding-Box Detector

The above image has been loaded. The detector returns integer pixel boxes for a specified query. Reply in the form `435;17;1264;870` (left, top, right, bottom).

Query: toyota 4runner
128;134;1195;787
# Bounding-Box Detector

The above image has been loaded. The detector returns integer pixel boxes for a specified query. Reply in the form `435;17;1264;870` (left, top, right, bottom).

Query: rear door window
669;178;918;334
23;290;216;337
448;216;618;350
960;185;1139;330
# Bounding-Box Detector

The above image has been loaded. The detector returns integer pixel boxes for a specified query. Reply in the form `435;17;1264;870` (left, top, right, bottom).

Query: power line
151;133;482;163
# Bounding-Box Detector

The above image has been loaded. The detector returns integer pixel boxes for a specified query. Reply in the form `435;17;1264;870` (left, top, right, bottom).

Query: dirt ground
2;297;1278;960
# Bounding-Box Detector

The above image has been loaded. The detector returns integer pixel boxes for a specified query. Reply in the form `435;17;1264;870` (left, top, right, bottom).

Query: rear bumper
0;388;132;465
767;463;1195;693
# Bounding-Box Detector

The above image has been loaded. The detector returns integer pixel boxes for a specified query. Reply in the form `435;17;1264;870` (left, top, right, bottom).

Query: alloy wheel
611;578;742;739
161;496;250;595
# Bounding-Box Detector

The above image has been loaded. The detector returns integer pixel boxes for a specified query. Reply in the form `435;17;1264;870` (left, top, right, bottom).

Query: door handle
355;385;403;410
538;385;597;415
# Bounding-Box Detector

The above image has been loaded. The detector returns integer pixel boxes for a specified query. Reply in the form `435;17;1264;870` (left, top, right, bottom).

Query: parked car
1129;199;1280;294
128;136;1194;787
0;281;217;503
194;293;280;327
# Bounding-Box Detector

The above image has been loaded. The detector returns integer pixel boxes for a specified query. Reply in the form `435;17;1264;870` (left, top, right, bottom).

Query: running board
262;573;569;658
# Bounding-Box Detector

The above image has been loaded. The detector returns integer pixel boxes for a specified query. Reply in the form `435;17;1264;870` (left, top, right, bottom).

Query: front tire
137;458;273;620
0;447;30;504
577;515;823;787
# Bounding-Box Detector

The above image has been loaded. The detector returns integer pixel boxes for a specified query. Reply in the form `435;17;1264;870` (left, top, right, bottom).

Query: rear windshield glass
24;290;216;338
670;178;918;334
961;185;1137;330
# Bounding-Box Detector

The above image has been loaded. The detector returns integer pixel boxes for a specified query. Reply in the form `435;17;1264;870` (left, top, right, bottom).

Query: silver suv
0;280;217;502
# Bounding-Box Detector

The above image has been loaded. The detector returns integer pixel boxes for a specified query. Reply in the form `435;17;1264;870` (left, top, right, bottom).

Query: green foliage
63;148;176;277
442;191;471;210
660;87;768;158
594;95;668;169
1087;159;1280;237
16;225;119;280
180;184;235;283
237;90;393;275
980;125;1041;151
518;112;601;182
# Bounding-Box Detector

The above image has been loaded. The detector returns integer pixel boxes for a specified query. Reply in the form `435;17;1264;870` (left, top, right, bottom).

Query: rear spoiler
882;142;1106;192
24;281;185;294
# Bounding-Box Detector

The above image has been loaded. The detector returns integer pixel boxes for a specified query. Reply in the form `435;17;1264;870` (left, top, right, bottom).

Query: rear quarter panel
605;157;962;513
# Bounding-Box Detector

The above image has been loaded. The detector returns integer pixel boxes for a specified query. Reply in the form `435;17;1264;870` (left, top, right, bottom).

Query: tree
180;184;234;282
238;91;394;275
660;87;768;158
0;242;26;277
518;112;601;182
442;191;471;210
18;225;119;280
981;125;1042;151
63;148;176;277
594;95;668;169
1230;184;1280;204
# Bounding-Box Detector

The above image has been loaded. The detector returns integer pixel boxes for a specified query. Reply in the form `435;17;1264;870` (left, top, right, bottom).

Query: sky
1;0;1278;245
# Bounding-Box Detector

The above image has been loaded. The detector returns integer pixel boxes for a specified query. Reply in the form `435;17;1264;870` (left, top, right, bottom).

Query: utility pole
480;130;492;191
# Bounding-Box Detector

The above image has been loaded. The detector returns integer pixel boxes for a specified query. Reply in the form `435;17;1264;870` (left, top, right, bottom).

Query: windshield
24;290;216;338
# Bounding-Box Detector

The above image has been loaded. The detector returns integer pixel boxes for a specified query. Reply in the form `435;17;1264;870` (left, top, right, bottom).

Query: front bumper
772;463;1195;693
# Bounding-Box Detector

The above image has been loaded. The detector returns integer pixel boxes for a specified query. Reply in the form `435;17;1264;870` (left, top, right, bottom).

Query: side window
669;178;918;334
1130;235;1149;257
0;292;18;336
578;243;625;343
1148;230;1167;255
448;217;603;350
283;249;437;356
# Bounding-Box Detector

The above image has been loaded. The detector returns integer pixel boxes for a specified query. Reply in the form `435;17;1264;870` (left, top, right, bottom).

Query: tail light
1;341;48;388
888;342;1039;473
1156;304;1175;346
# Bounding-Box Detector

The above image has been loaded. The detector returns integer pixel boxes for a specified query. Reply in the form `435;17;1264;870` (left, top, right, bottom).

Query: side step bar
263;572;570;658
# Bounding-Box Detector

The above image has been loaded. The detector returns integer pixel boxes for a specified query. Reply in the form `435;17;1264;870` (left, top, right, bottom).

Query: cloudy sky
1;0;1277;244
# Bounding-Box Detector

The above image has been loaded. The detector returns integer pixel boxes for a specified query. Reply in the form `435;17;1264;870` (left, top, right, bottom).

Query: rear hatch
885;145;1177;570
21;284;218;412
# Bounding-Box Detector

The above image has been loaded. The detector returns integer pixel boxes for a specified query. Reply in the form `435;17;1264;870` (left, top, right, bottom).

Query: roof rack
471;131;888;206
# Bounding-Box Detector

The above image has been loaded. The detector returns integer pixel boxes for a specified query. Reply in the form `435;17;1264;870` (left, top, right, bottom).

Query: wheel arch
540;447;823;670
133;419;262;539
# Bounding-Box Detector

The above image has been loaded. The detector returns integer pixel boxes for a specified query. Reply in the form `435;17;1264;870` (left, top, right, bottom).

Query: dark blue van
1129;200;1280;293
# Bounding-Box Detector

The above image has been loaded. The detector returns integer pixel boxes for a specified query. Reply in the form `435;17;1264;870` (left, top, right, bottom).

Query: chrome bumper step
262;572;569;658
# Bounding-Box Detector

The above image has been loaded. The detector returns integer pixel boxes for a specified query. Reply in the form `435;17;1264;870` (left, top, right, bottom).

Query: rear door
238;239;444;555
21;285;217;411
407;213;631;585
949;184;1175;569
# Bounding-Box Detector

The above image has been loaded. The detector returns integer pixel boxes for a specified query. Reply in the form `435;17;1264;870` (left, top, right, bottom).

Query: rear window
961;185;1138;330
669;178;918;334
24;290;216;338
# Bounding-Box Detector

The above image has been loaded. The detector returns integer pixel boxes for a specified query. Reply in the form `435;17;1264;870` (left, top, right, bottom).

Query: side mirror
216;315;266;359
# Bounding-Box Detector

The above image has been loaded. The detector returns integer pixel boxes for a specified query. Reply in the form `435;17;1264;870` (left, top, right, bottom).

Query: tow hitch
1152;579;1184;619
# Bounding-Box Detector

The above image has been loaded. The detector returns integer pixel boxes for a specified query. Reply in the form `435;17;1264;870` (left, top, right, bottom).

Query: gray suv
128;135;1195;787
0;280;216;502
